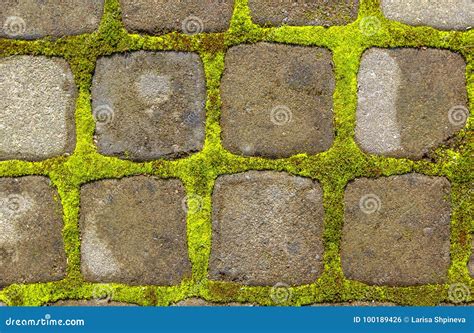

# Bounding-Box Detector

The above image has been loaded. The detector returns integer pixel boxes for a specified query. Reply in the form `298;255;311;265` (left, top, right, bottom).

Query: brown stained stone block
0;176;66;287
91;51;206;161
341;173;451;286
209;171;324;285
80;176;192;285
221;43;335;158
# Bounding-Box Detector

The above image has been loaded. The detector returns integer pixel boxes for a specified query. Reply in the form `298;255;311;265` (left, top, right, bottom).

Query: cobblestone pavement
0;0;472;306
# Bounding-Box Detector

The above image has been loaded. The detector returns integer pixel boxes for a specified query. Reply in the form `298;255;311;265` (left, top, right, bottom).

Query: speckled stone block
0;56;77;161
356;48;468;159
382;0;474;31
0;176;67;287
209;171;324;285
0;0;104;39
249;0;359;27
91;51;206;161
221;43;335;158
120;0;235;34
341;173;451;286
80;176;192;285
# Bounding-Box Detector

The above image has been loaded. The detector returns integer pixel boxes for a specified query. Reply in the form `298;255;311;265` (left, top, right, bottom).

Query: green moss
0;0;472;306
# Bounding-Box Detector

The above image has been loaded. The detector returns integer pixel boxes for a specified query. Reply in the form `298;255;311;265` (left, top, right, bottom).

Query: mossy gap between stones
0;0;472;305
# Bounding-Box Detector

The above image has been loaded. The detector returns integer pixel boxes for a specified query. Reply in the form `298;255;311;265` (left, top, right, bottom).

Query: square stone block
249;0;359;27
209;171;324;285
356;48;468;159
80;176;192;285
221;43;335;158
382;0;474;31
0;176;67;287
92;51;206;161
0;56;77;161
341;173;451;286
120;0;235;34
0;0;104;39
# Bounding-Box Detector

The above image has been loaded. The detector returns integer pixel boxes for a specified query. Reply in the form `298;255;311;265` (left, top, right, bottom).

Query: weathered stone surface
381;0;474;31
80;176;191;285
469;239;474;278
120;0;235;34
249;0;359;27
51;300;135;306
209;171;324;285
341;173;451;286
0;0;104;39
356;48;468;159
174;298;254;306
221;43;335;158
0;302;6;306
312;302;396;306
92;51;206;161
0;56;77;161
0;176;66;287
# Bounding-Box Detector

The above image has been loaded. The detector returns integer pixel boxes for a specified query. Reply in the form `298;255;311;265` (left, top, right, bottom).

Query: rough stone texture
209;171;324;285
382;0;474;31
80;176;192;285
356;48;468;159
249;0;359;27
92;51;206;161
221;43;335;158
174;298;254;306
312;302;396;306
0;176;67;287
50;300;136;306
469;238;474;278
120;0;235;34
0;0;104;39
0;56;77;161
341;173;451;286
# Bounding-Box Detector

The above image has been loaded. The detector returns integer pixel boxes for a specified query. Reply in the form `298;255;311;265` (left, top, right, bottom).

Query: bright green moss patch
0;0;472;306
